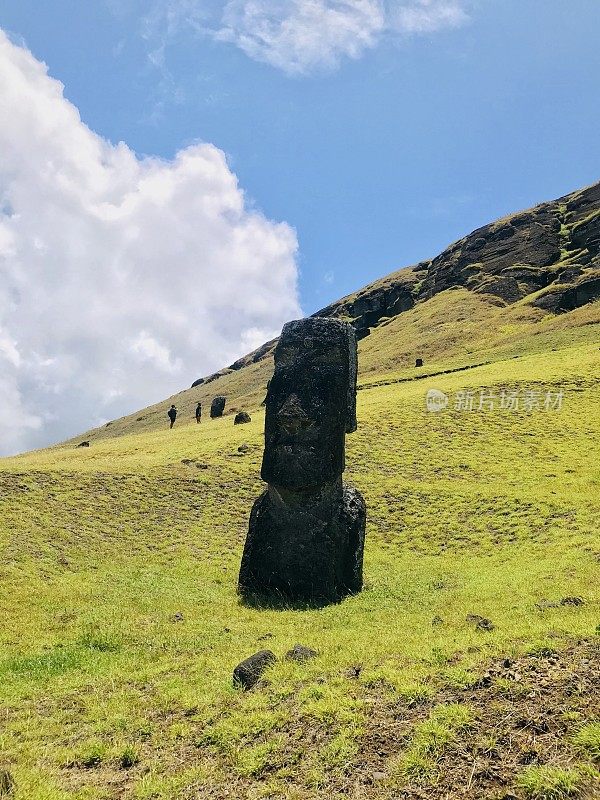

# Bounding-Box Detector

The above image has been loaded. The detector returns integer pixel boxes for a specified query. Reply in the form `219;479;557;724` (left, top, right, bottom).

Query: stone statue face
261;318;357;491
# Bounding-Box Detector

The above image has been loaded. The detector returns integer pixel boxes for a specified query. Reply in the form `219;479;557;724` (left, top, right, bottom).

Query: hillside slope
1;181;599;799
1;333;599;799
66;179;600;446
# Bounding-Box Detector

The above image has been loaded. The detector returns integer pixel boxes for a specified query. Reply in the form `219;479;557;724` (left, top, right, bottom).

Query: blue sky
0;1;599;454
4;1;599;308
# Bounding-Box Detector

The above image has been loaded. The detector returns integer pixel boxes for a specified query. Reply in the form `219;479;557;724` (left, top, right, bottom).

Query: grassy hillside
65;287;600;445
1;298;599;799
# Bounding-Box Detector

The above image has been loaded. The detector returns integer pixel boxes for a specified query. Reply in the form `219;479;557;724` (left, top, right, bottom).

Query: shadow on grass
237;587;351;611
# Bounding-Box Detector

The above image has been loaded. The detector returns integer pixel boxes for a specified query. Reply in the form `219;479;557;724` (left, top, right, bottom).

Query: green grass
391;703;474;782
572;723;600;762
517;766;583;799
0;296;599;798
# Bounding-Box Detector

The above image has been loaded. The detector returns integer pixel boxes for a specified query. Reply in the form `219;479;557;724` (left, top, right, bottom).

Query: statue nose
277;394;312;435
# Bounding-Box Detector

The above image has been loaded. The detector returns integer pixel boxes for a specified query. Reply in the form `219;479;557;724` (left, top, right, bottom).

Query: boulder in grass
233;650;276;690
285;644;318;663
210;396;226;418
234;411;251;425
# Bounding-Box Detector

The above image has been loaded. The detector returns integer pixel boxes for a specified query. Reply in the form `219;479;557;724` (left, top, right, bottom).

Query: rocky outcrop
190;180;600;385
532;273;600;312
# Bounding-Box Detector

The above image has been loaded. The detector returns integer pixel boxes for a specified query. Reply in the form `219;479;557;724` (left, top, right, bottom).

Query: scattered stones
515;717;550;734
238;317;366;605
466;613;495;631
345;664;362;679
210;396;226;418
561;596;584;606
233;650;277;690
234;411;251;425
285;644;318;663
77;441;90;448
0;770;14;796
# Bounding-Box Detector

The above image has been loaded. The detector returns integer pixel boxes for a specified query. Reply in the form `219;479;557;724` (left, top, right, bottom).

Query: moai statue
238;317;366;604
210;396;226;418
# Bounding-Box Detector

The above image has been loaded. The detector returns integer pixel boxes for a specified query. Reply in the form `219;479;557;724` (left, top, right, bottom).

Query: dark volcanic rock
467;613;495;631
239;317;366;605
415;358;423;367
560;596;584;606
234;411;251;425
210;396;226;418
77;441;90;448
261;318;357;489
532;274;600;312
190;377;204;388
241;483;366;603
233;650;276;690
423;205;562;301
285;644;318;662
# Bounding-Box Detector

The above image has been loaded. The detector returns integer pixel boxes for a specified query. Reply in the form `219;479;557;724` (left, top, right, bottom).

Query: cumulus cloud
143;0;470;76
0;30;300;456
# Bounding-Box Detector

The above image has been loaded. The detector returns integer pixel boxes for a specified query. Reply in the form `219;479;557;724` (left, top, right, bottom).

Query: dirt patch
351;638;599;799
55;640;600;799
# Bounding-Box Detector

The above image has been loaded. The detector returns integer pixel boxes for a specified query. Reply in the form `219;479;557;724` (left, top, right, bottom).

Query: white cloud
0;30;300;456
391;0;469;34
218;0;386;74
143;0;470;76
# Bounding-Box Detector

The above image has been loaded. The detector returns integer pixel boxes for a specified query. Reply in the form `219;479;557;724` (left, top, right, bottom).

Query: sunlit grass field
0;305;599;798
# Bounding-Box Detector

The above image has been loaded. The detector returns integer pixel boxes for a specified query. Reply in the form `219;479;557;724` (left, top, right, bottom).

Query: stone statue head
261;317;358;491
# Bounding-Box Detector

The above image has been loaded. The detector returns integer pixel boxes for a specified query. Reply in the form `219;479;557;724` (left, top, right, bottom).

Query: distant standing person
195;402;202;424
168;405;177;429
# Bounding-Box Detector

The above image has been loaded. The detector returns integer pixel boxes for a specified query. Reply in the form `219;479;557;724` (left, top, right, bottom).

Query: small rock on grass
285;644;318;663
560;596;584;606
233;650;276;690
345;664;362;679
0;769;14;796
466;613;495;631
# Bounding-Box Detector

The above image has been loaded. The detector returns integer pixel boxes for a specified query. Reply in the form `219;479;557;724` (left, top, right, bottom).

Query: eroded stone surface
238;318;366;604
210;396;226;418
